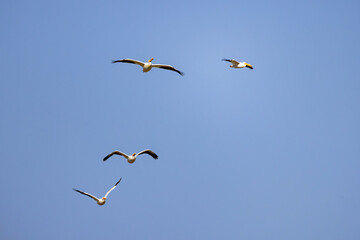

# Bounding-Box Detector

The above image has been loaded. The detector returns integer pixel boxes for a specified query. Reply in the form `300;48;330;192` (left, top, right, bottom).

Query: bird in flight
103;149;158;164
112;58;184;75
222;59;253;69
73;178;122;206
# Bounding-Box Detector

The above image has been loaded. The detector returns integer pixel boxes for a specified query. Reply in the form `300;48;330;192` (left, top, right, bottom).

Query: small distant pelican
222;59;253;69
112;58;184;75
73;178;122;206
103;149;158;164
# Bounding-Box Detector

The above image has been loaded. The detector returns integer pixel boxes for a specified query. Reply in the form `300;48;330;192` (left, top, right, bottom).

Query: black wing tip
222;58;230;61
148;149;159;159
152;152;159;159
179;71;184;76
73;188;79;192
112;59;126;63
115;177;122;185
103;152;114;161
143;149;158;159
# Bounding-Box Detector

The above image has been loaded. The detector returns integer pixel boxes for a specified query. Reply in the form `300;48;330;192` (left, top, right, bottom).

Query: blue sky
1;0;360;239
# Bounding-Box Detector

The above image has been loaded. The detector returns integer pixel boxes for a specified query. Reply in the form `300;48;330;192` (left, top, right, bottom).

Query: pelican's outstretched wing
112;59;145;67
103;151;129;161
222;59;239;65
151;64;184;76
104;178;122;198
245;63;253;69
135;149;159;159
73;188;99;201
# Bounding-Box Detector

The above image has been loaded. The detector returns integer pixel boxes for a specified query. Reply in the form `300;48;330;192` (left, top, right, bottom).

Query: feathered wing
222;58;232;62
222;59;239;65
151;64;184;76
104;178;122;198
73;188;99;202
136;149;159;159
103;151;129;161
112;59;145;67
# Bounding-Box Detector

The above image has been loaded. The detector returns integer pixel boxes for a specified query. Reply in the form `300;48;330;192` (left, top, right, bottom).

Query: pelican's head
132;153;136;157
148;57;154;62
102;197;106;201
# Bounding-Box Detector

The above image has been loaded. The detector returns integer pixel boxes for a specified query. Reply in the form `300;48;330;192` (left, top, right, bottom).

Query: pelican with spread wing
222;59;253;69
103;149;158;164
73;178;122;206
112;58;184;75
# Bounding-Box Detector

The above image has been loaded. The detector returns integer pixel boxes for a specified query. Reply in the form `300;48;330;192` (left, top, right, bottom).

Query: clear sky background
1;0;360;239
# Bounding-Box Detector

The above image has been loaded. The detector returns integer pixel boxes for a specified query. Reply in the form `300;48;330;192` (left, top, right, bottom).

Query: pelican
112;58;184;75
222;59;253;69
103;149;158;164
73;178;122;206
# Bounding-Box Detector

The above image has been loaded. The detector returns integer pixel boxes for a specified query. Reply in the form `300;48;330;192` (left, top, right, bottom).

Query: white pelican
112;58;184;75
73;178;122;206
103;149;158;164
222;59;253;69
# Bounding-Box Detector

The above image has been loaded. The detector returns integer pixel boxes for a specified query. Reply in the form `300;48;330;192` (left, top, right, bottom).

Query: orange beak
148;57;154;62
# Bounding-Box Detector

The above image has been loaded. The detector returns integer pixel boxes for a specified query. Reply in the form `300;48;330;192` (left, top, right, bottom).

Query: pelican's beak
132;153;136;156
246;63;253;69
148;57;154;62
102;197;106;200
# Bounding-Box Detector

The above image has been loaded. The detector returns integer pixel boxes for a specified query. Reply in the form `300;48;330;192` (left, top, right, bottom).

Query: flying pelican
73;178;122;206
103;149;158;164
112;58;184;75
222;59;253;69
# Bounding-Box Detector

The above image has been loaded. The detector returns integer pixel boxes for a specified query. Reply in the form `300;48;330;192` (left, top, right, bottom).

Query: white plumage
112;58;184;75
222;59;253;69
103;149;158;164
73;178;122;206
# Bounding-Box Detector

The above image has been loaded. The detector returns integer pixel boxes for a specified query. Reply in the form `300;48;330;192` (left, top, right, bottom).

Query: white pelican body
222;59;253;69
127;154;136;163
73;178;122;206
103;149;158;164
112;58;184;75
143;61;153;72
97;198;106;206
